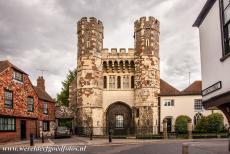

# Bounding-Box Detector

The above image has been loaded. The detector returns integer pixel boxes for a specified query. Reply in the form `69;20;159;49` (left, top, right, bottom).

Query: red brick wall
0;118;37;142
0;67;39;142
0;67;39;118
38;99;55;121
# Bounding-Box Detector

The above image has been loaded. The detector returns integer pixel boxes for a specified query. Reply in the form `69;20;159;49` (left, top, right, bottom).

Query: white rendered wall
199;1;230;101
160;95;228;132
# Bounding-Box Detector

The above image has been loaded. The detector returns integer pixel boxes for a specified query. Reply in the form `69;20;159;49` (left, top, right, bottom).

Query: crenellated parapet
102;48;135;55
77;17;103;34
134;16;160;33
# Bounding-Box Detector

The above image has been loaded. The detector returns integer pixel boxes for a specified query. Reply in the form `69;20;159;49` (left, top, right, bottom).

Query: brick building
0;60;55;142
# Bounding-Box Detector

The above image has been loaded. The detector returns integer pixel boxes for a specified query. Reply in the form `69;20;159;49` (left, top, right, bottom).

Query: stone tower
134;17;160;134
76;17;104;134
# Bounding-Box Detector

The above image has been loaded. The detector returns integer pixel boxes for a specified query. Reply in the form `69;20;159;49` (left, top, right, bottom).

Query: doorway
20;120;26;140
166;117;172;132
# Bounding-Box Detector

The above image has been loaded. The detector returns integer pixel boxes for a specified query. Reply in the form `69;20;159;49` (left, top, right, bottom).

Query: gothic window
115;115;124;128
109;61;113;71
125;61;129;71
146;39;150;46
109;76;115;89
114;61;118;71
103;76;107;89
103;61;107;71
136;108;139;118
119;61;124;71
86;41;90;48
130;61;135;71
131;76;134;89
117;76;121;89
123;76;129;89
194;113;203;126
194;99;202;110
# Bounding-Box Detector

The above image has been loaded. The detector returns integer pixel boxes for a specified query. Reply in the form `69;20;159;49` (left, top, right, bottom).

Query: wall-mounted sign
202;81;222;96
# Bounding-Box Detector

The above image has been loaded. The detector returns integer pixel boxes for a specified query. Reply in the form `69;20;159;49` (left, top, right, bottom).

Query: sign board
202;81;222;96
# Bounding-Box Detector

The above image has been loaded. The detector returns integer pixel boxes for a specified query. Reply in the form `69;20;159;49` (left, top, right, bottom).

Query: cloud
0;0;206;97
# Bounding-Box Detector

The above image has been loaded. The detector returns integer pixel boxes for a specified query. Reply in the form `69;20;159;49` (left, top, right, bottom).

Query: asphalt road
0;140;229;154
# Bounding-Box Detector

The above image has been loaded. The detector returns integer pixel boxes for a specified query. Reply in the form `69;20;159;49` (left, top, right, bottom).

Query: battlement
102;48;135;55
77;17;103;33
134;16;160;32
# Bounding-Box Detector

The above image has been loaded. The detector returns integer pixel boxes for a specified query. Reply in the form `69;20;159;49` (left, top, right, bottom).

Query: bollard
90;129;93;140
42;132;44;143
109;129;112;143
187;119;192;139
30;133;34;146
163;119;168;139
182;143;189;154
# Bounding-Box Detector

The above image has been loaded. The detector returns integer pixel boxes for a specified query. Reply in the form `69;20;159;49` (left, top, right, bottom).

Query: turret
134;16;160;134
76;17;104;134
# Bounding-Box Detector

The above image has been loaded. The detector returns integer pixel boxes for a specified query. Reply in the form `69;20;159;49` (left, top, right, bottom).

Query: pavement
0;136;229;154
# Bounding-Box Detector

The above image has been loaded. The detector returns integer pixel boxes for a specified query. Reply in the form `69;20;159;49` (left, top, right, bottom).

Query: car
55;126;71;138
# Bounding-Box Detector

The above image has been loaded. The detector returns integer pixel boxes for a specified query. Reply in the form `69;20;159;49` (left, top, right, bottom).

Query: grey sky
0;0;206;97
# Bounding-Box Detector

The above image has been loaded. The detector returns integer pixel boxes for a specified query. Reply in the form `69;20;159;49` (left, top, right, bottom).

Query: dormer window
13;70;23;82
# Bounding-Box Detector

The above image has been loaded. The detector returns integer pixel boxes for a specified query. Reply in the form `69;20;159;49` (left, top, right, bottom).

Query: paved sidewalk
0;139;54;148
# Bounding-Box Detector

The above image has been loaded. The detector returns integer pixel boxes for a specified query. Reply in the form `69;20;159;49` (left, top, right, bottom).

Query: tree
56;69;77;106
175;115;191;134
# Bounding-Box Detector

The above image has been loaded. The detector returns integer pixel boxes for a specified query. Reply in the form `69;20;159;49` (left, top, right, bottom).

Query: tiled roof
181;81;202;95
160;79;202;96
33;86;55;103
0;60;27;74
159;79;180;96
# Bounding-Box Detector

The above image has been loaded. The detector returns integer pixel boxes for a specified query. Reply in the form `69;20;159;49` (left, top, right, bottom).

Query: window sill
13;79;24;84
220;52;230;62
0;130;16;132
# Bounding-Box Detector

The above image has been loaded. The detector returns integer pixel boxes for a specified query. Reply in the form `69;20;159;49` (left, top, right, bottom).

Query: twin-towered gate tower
72;16;160;135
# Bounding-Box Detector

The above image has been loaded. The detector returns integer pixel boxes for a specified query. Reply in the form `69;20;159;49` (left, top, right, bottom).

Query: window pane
225;5;230;24
116;115;124;128
224;0;230;9
13;71;23;82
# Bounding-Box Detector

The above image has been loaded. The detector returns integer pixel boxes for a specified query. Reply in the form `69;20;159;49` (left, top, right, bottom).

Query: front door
20;120;26;140
166;118;172;132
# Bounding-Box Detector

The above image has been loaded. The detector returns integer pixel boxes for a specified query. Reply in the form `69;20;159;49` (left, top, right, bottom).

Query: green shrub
206;113;224;133
175;115;191;134
195;113;224;133
194;117;208;133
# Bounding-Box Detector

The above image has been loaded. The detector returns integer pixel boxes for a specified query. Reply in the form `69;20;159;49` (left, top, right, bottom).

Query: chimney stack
37;76;45;91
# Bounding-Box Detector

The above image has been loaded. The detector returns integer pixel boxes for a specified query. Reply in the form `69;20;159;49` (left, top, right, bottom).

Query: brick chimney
37;76;45;91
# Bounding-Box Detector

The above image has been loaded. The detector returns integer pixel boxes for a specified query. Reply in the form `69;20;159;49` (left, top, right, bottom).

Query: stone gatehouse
69;16;160;135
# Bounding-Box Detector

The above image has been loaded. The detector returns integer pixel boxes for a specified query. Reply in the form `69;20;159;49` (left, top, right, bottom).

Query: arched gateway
106;102;133;136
